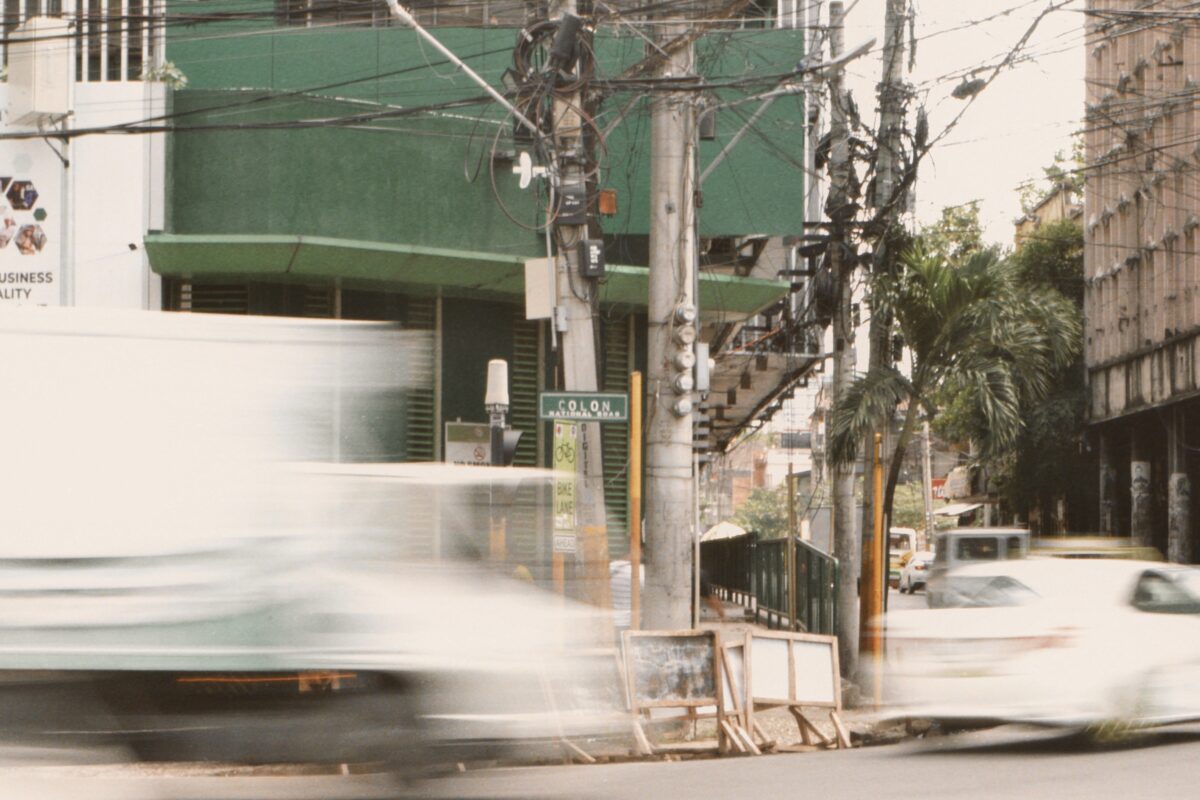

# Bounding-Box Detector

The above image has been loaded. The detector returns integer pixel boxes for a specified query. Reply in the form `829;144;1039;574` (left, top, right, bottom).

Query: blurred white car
898;550;934;594
885;558;1200;728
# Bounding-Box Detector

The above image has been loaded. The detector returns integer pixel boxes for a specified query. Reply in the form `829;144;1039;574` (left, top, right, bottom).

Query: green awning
144;233;788;319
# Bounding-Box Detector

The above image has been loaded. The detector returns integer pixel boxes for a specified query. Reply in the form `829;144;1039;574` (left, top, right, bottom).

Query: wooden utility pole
858;0;907;655
869;433;884;707
643;15;697;630
549;0;610;610
630;370;643;628
922;421;934;546
827;0;859;678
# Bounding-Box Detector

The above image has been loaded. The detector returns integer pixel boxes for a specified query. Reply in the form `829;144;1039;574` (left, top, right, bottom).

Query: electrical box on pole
577;239;605;278
557;184;588;225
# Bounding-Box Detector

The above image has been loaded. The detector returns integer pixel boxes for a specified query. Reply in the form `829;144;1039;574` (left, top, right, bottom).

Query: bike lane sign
552;420;578;554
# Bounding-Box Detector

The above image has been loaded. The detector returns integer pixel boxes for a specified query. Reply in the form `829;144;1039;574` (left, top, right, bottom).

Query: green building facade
146;7;805;557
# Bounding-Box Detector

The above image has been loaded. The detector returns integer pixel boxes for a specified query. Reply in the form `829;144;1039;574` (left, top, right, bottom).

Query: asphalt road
8;725;1200;799
422;725;1200;800
3;587;1170;800
889;582;930;611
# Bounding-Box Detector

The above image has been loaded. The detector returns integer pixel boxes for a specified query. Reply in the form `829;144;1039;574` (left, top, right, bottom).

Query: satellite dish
512;151;546;190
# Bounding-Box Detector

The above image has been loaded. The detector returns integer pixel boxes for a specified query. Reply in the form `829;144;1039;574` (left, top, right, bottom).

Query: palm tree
827;245;1080;529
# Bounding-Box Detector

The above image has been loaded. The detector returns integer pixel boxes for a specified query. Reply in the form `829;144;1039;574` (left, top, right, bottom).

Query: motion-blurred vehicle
886;558;1200;728
898;550;934;594
0;309;616;771
1032;536;1162;561
888;527;918;589
926;528;1030;607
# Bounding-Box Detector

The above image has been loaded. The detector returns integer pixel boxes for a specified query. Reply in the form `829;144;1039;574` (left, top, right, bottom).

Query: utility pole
858;0;906;659
805;1;824;234
643;15;697;630
869;433;884;705
548;1;610;610
827;0;859;678
922;421;935;547
787;466;797;630
873;0;908;222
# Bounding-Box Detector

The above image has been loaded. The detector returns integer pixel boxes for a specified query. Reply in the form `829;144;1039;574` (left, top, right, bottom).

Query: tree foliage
1019;137;1084;214
733;486;788;540
935;219;1086;525
828;243;1081;530
919;201;985;265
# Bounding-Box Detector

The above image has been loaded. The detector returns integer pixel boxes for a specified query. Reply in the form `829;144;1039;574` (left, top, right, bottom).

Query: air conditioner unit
7;16;73;127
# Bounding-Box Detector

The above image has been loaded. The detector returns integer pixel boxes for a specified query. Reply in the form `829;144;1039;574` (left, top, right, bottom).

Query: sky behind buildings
840;0;1085;246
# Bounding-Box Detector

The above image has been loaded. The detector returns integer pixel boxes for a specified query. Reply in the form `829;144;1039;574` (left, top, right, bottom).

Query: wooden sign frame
622;629;726;753
749;630;841;708
747;631;850;749
719;634;760;755
541;647;637;763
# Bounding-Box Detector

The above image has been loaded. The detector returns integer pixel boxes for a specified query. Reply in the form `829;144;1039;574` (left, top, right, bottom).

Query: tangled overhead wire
475;13;610;238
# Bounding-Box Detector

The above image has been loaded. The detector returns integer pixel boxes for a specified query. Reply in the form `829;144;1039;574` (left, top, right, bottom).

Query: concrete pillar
1098;430;1117;534
1130;427;1153;549
1168;407;1193;564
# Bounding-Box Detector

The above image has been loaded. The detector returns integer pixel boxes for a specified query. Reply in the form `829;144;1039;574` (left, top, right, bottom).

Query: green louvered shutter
165;280;250;314
601;315;632;555
510;314;541;468
507;312;545;575
303;286;335;318
402;296;437;463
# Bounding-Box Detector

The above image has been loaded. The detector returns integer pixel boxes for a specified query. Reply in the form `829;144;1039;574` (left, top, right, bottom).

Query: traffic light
500;430;523;467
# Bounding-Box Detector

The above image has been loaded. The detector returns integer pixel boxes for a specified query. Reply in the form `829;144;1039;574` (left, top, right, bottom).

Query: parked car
898;550;934;594
926;528;1030;607
888;527;918;588
885;558;1200;729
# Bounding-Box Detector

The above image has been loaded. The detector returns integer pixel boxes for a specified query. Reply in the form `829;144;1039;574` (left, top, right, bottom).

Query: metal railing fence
700;532;838;635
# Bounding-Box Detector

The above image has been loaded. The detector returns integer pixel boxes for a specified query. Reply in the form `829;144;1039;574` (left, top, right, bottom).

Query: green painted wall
167;89;541;256
164;24;806;249
595;30;808;238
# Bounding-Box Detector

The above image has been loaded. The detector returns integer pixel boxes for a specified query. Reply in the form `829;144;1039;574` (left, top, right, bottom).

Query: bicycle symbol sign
553;421;578;531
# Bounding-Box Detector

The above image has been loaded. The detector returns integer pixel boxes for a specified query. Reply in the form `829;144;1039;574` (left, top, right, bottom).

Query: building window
0;1;156;82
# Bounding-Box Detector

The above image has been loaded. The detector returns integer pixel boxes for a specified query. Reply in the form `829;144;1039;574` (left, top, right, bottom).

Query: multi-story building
0;11;166;310
1084;0;1200;561
1014;184;1083;246
2;2;821;574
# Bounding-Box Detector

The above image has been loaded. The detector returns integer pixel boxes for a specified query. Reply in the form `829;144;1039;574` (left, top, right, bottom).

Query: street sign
552;421;577;532
553;532;577;554
444;422;490;465
539;391;628;422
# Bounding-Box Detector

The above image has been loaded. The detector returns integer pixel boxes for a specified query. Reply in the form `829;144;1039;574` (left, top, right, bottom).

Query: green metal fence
700;532;839;636
794;539;838;636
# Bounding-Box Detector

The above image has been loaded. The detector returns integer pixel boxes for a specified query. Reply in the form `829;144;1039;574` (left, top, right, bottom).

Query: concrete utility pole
873;0;908;219
827;1;860;678
643;17;697;630
1168;407;1192;563
549;0;610;609
805;1;824;234
858;0;907;655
